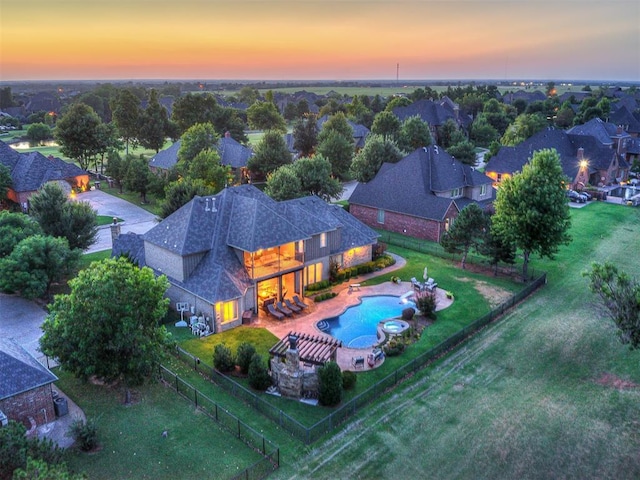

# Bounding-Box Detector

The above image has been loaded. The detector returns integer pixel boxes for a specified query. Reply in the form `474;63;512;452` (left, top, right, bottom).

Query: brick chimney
577;147;584;161
224;131;231;138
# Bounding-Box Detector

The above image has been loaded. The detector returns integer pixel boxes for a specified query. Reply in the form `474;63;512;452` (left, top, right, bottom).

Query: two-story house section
113;185;378;334
350;145;494;242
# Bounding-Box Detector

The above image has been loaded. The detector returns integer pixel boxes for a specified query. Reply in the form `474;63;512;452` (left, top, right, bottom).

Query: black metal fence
158;365;279;480
172;272;546;445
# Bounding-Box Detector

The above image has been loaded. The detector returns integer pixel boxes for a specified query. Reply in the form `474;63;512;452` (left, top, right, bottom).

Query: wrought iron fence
173;272;546;445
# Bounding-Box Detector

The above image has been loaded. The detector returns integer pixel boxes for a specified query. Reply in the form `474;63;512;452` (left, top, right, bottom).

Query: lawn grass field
55;369;263;480
272;202;640;479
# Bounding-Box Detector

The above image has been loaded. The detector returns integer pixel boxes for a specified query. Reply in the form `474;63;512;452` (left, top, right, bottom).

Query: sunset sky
1;0;639;82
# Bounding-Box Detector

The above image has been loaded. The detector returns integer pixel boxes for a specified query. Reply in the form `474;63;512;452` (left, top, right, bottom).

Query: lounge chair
284;298;301;313
292;295;308;309
276;301;293;317
266;303;284;320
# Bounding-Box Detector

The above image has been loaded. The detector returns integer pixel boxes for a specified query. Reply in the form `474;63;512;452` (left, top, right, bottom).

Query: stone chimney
577;147;584;161
224;131;231;138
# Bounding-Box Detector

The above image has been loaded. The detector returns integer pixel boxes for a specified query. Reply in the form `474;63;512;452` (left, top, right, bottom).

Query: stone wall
270;350;319;399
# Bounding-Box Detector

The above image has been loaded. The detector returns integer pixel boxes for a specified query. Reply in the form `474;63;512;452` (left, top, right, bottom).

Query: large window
306;262;323;284
377;209;385;224
480;184;487;196
451;187;462;198
218;300;238;324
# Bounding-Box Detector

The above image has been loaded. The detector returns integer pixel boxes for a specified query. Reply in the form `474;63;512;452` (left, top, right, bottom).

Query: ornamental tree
40;257;170;403
440;203;488;269
492;148;572;279
247;130;292;180
0;211;43;258
585;262;640;349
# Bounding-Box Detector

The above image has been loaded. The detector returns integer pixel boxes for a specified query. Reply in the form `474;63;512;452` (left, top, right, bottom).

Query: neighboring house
148;133;253;181
0;140;89;209
391;99;470;145
317;115;370;150
112;185;379;334
349;145;494;242
0;338;58;429
502;90;547;105
609;105;640;137
485;127;628;189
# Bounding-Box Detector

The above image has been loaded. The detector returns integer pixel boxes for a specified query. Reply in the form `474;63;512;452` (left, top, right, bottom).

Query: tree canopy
110;88;141;155
492;148;571;278
440;203;488;269
0;211;43;258
29;183;98;250
350;134;403;183
138;89;172;152
40;257;170;401
316;130;354;179
246;101;287;133
0;235;80;299
265;155;342;202
585;262;640;349
247;130;292;180
399;115;432;152
293;114;318;157
177;122;219;166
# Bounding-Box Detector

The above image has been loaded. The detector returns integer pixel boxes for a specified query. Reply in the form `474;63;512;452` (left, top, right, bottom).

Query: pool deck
247;253;453;372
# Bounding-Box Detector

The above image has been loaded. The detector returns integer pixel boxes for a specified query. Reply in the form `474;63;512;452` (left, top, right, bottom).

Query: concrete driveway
0;293;47;361
76;190;159;253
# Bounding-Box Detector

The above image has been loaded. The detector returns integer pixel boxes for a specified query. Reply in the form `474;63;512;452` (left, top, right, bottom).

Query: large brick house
349;146;494;242
485;125;629;189
0;338;57;429
0;140;89;209
113;185;378;334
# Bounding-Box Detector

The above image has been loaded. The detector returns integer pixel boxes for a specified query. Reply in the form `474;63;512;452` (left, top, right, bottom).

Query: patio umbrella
423;267;428;281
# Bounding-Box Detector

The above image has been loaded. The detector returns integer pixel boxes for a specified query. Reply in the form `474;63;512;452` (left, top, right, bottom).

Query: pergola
269;331;342;366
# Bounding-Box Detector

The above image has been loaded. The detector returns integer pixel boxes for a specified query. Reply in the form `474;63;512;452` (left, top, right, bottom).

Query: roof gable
0;338;57;400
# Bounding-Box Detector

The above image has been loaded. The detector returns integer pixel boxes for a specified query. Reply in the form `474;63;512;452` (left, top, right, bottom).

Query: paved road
0;293;47;360
76;190;159;253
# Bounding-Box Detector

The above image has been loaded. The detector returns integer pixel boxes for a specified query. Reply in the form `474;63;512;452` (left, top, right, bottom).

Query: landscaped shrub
69;417;99;452
248;353;271;391
306;280;330;292
402;307;415;320
213;343;234;373
318;361;343;406
342;370;357;390
314;292;338;302
415;290;437;318
329;259;340;283
0;420;63;478
372;241;387;259
235;342;256;375
375;254;396;268
383;339;406;357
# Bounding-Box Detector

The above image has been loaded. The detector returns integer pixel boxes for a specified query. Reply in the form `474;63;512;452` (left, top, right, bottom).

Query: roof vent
434;146;439;154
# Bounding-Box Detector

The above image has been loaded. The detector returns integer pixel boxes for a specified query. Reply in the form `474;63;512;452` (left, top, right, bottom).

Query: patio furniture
284;298;301;313
266;303;284;320
276;301;293;317
352;356;365;369
292;295;309;309
424;278;437;291
349;283;361;292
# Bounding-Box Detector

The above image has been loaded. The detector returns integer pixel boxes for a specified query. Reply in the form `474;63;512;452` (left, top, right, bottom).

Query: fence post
194;388;198;408
175;373;178;392
263;437;265;455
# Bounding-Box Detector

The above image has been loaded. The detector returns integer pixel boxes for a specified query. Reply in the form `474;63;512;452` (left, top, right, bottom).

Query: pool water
317;295;415;348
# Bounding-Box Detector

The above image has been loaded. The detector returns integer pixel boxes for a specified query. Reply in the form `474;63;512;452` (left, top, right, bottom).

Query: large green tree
492;148;572;279
501;113;547;146
399;115;432;152
292;114;318;157
0;211;43;258
247;130;292;180
26;123;52;145
247;101;287;133
295;155;343;201
371;110;401;143
317;112;353;144
111;88;141;155
264;164;302;201
350;134;403;183
40;257;170;403
177;122;219;166
440;203;488;269
124;157;153;203
160;178;218;218
316;130;354;179
138;89;171;152
0;235;80;299
54;103;110;170
585;262;640;349
29;183;98;250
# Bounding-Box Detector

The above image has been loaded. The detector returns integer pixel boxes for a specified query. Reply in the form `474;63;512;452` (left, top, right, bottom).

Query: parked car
578;190;592;201
566;190;586;203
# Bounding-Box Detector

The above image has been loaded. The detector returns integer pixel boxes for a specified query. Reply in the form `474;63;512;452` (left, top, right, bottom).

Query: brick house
0;338;57;428
112;184;378;334
349;146;494;242
0;140;89;210
485;125;629;189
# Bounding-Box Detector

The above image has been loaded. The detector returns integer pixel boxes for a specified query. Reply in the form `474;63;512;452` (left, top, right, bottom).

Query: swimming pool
316;295;415;348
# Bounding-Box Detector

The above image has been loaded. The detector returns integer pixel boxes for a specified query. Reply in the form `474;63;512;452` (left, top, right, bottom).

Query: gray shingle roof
350;146;493;222
149;135;252;171
115;184;377;305
392;99;454;127
149;140;181;170
0;143;87;193
0;338;57;400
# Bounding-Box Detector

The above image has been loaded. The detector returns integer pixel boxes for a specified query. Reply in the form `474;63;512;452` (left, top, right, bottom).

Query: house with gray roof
0;140;89;209
391;99;471;145
0;338;58;429
485;126;628;189
148;133;253;181
317;115;370;150
349;146;494;242
113;184;378;333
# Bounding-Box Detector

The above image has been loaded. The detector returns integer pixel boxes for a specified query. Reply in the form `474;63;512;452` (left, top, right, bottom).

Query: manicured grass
274;202;640;479
96;215;123;226
78;250;112;270
55;369;263;480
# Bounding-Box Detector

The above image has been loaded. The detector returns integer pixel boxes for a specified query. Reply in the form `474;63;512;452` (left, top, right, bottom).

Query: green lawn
55;369;263;480
273;202;640;479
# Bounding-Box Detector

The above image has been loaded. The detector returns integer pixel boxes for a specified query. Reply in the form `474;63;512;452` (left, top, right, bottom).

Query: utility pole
396;63;399;84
